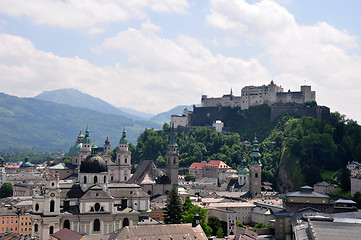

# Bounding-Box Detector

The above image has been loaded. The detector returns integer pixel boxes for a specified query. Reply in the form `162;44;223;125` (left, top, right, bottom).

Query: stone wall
190;106;231;126
270;103;330;122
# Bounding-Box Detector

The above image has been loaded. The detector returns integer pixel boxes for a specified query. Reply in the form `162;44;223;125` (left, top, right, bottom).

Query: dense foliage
133;109;361;192
0;182;13;198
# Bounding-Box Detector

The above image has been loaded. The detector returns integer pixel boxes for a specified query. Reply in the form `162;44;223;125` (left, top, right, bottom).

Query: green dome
238;158;249;175
82;128;91;144
238;167;249;175
19;157;32;169
69;142;82;155
119;128;128;145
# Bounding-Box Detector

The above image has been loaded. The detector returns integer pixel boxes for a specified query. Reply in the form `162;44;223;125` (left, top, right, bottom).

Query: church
32;125;179;239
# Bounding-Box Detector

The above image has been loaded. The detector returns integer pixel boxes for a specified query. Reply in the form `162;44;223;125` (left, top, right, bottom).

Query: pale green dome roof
69;142;82;155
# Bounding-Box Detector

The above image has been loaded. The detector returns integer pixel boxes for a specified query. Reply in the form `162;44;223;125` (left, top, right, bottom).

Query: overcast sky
0;0;361;122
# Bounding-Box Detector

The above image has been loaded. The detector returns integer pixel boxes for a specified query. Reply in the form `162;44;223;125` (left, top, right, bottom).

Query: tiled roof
51;228;84;240
109;223;208;240
189;162;206;170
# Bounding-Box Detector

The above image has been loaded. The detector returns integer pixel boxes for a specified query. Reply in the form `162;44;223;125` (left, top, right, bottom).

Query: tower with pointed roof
112;128;132;182
249;136;262;197
166;123;179;187
104;136;111;153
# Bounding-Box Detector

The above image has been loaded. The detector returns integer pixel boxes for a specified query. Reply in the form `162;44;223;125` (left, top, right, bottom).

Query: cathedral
32;125;179;239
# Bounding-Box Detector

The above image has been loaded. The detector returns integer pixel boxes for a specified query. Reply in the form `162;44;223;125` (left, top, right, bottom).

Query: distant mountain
150;104;199;125
0;93;161;152
118;107;154;120
35;88;150;121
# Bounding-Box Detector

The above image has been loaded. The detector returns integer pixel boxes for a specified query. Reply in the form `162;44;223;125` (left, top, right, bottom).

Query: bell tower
116;128;131;182
249;136;262;197
166;123;179;186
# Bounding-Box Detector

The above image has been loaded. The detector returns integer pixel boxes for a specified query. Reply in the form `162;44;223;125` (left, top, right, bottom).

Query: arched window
49;226;54;234
255;173;258;178
50;200;55;212
35;203;39;211
173;158;176;164
94;176;98;184
147;190;152;195
104;176;106;183
34;224;38;232
63;220;70;229
93;219;100;231
84;176;87;184
125;158;127;164
124;176;127;181
94;203;100;212
123;218;129;227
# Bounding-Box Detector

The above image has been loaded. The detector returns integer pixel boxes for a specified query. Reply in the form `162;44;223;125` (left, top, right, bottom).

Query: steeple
168;123;177;149
82;125;91;144
249;136;262;166
119;127;128;145
166;122;179;187
91;141;98;156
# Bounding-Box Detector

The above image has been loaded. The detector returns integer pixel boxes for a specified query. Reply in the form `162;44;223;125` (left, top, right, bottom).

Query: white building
212;120;224;132
32;145;150;240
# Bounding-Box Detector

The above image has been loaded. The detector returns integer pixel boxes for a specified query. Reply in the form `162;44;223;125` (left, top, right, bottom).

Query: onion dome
19;156;32;169
238;158;249;175
78;129;84;138
82;127;91;144
119;128;128;145
105;136;110;145
80;143;108;173
249;136;262;166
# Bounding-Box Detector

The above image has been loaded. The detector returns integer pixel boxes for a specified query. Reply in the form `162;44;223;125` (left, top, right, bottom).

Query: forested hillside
132;110;361;192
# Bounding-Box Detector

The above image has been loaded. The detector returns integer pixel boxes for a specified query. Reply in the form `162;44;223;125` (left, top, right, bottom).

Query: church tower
32;172;61;239
249;136;262;197
116;128;132;182
166;123;179;186
104;137;111;154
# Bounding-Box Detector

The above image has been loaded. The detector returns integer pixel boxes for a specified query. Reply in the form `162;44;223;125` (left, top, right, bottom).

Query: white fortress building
171;81;316;128
201;81;315;109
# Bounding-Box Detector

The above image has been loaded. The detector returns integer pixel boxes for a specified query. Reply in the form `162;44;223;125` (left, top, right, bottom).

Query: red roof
189;162;206;170
51;228;84;240
189;160;230;170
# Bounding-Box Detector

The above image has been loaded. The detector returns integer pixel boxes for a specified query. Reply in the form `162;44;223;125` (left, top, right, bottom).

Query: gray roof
80;185;113;200
286;186;329;198
108;223;207;240
309;220;361;240
127;160;165;185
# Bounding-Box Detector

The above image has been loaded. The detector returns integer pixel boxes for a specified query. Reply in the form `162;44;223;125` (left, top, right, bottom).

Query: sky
0;0;361;122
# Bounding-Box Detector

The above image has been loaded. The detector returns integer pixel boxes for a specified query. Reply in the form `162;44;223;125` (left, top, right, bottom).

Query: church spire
249;135;262;165
119;127;128;145
168;122;177;148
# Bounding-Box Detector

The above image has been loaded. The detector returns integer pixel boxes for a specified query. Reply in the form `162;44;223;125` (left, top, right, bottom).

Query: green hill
0;93;161;152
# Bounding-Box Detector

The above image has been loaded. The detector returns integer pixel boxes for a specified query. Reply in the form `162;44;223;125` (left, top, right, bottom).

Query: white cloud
207;0;361;122
0;23;271;114
0;0;189;30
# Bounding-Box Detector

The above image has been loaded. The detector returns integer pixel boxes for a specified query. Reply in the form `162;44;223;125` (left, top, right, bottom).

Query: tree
352;192;361;208
254;222;268;228
164;186;183;224
156;155;166;168
216;227;224;238
182;196;193;213
0;182;13;198
236;220;244;228
340;168;351;191
208;216;222;235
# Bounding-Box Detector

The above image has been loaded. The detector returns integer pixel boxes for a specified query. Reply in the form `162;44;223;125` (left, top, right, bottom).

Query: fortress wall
270;103;330;122
190;106;231;126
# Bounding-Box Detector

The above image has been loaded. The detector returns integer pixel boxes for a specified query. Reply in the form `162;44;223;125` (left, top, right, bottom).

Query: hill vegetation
133;106;361;192
0;92;161;152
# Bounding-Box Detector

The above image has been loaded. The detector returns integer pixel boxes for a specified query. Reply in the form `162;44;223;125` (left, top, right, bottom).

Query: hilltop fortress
171;81;329;128
201;80;315;109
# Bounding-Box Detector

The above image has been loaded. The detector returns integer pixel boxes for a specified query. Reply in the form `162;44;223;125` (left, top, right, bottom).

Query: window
94;176;98;184
50;200;55;212
84;176;87;184
93;219;100;231
95;203;100;212
104;176;106;183
123;218;129;227
63;220;70;229
49;226;54;234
